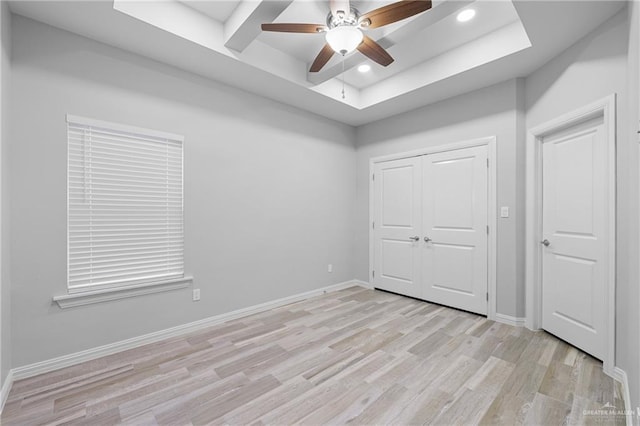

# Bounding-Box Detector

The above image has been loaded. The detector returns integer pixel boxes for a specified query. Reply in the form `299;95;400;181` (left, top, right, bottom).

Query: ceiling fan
261;0;433;73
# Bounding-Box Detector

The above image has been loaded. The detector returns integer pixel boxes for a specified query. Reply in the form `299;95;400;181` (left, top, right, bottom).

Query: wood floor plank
467;318;495;337
257;380;349;424
304;350;366;386
392;387;454;424
441;314;477;336
434;357;517;425
524;392;572;425
222;376;313;425
408;330;452;357
21;365;135;408
479;393;530;425
84;368;191;417
379;329;429;355
574;352;618;405
492;334;530;363
493;355;548;403
465;356;516;394
518;330;559;367
118;409;159;425
431;355;485;395
431;387;496;426
269;348;334;382
539;360;576;404
298;382;382;425
148;372;254;424
365;352;422;390
214;345;286;378
117;365;226;419
347;383;411;425
2;287;622;426
189;374;281;424
74;406;122;425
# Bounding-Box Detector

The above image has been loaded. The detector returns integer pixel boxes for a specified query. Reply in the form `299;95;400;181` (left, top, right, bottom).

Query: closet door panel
372;157;422;298
421;146;488;315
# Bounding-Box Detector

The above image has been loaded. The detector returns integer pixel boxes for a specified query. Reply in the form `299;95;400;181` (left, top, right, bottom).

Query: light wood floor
2;287;625;425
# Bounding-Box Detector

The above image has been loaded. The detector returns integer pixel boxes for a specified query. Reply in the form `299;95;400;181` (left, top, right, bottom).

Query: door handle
409;236;419;241
541;239;550;247
424;237;432;243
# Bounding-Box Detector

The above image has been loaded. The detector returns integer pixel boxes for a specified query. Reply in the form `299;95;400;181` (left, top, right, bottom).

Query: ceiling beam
224;0;294;53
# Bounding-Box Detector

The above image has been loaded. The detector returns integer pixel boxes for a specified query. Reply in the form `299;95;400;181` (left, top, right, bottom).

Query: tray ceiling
8;0;627;125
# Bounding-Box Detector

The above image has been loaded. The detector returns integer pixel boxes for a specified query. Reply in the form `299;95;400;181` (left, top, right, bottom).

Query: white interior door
372;157;422;298
421;146;488;315
541;116;607;360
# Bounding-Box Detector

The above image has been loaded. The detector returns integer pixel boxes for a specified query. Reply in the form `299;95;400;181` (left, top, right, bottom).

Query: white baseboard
352;279;373;289
0;370;13;414
494;313;526;327
10;280;366;383
612;367;633;426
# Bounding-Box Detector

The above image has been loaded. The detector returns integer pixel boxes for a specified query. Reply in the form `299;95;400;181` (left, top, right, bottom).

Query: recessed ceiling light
457;9;476;23
358;64;371;73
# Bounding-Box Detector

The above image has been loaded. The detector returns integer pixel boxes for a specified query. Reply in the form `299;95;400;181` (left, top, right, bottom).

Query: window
67;115;184;293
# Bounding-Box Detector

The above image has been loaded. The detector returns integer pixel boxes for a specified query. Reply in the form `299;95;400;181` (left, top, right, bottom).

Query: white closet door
372;157;422;298
541;117;607;360
421;146;488;315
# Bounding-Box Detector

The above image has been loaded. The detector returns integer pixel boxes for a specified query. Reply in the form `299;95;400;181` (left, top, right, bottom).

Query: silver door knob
409;236;419;241
424;237;432;243
541;239;550;247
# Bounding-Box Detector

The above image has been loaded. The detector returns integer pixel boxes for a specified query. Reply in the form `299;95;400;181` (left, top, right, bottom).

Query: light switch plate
501;206;509;218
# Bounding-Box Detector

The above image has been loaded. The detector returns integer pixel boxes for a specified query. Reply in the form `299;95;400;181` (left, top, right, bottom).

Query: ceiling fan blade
357;36;394;66
310;44;335;72
360;0;432;29
330;0;351;17
261;23;326;33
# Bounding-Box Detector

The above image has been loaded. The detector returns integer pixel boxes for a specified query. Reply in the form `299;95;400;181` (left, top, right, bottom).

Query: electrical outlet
192;288;201;301
328;264;333;273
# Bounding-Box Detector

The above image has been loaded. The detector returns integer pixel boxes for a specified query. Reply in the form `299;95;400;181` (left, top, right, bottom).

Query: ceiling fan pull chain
341;56;345;99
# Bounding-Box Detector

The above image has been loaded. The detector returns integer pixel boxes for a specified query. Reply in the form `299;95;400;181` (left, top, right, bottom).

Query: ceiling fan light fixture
326;26;363;55
358;64;371;73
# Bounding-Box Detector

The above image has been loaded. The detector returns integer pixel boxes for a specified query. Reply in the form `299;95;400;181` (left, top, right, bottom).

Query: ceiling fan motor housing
326;6;361;29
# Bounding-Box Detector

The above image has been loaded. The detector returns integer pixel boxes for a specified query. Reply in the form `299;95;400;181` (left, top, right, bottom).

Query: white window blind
67;115;184;292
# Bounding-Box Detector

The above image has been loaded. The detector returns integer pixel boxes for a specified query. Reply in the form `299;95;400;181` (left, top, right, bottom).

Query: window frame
56;114;191;307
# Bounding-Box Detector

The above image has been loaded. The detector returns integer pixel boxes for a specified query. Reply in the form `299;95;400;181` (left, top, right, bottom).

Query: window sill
53;276;193;309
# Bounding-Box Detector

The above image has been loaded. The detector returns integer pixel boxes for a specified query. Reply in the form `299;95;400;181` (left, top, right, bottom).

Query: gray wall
1;0;11;385
524;7;634;405
9;16;356;367
626;0;640;414
514;78;527;320
354;79;526;318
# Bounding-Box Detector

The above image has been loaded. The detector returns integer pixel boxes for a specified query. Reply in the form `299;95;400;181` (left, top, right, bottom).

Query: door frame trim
369;136;498;320
525;94;616;376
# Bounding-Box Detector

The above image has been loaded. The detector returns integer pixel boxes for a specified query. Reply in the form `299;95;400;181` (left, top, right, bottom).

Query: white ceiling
8;0;627;126
184;0;241;22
